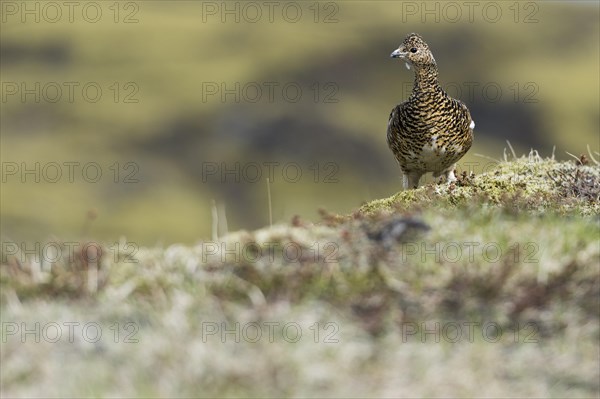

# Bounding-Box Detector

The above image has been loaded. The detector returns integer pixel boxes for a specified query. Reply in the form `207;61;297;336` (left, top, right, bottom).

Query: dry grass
1;157;599;397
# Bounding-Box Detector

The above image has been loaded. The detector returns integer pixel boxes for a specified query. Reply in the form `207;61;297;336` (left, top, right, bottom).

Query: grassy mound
361;152;600;216
1;156;599;397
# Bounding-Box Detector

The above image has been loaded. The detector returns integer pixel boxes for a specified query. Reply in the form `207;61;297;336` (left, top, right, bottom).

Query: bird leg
403;171;423;190
441;164;457;183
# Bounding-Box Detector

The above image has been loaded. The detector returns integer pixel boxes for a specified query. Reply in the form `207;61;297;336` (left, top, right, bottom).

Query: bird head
390;33;436;70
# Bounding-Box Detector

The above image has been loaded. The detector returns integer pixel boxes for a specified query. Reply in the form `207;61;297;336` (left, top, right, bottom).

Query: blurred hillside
1;1;599;245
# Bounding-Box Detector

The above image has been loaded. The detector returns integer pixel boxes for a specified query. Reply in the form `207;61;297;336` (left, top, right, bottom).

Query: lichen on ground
1;156;599;397
361;153;600;216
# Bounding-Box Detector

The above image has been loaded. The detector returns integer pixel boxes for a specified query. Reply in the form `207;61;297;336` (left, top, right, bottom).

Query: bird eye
410;48;417;53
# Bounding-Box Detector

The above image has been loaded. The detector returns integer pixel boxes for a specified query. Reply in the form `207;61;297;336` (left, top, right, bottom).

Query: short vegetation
1;155;599;397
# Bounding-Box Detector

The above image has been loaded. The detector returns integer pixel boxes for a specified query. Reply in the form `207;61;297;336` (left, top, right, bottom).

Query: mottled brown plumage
387;33;474;189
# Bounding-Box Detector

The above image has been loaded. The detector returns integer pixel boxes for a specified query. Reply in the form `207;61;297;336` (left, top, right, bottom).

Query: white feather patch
469;120;475;129
405;62;411;70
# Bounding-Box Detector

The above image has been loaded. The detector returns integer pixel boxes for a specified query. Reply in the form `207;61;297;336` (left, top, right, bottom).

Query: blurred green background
1;1;598;245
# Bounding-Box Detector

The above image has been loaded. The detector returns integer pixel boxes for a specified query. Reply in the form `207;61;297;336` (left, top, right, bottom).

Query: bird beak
390;48;406;58
391;47;411;69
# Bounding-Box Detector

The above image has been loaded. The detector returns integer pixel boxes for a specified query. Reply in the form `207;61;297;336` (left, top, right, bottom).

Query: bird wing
456;99;474;130
387;102;409;134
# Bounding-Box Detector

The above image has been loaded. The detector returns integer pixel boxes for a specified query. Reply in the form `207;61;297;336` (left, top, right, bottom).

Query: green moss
360;156;600;215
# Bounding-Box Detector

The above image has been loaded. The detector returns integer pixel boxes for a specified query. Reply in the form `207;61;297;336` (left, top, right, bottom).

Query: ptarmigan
387;33;474;189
